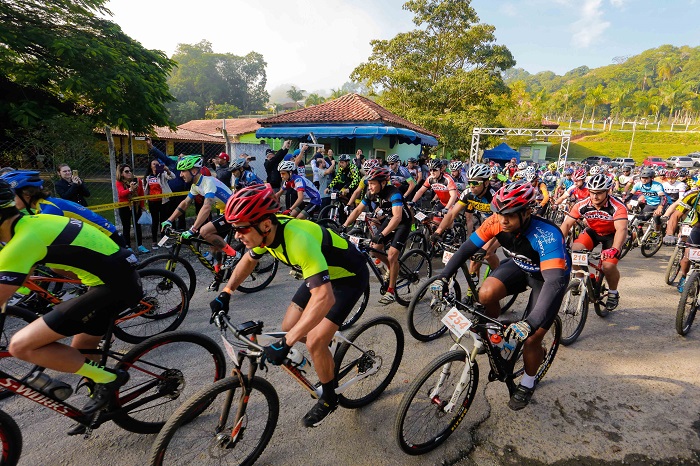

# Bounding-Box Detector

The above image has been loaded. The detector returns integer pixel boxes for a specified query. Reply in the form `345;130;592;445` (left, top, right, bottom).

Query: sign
415;211;427;222
442;250;454;264
157;235;170;247
357;212;366;221
627;214;635;222
571;252;588;266
441;307;472;338
628;199;639;207
331;192;337;200
221;335;239;366
688;248;700;262
349;236;361;246
681;224;692;237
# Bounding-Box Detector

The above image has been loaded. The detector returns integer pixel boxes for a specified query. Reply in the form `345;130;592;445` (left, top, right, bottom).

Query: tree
585;84;607;121
0;0;175;132
329;88;348;99
660;79;688;121
304;94;326;107
205;102;242;120
286;86;306;107
351;0;515;151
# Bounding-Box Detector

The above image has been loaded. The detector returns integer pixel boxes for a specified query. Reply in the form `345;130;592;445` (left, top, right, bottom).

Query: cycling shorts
291;267;370;326
689;226;700;244
574;229;619;264
487;259;561;331
641;204;662;225
211;215;233;237
378;218;411;251
297;202;320;217
42;270;143;337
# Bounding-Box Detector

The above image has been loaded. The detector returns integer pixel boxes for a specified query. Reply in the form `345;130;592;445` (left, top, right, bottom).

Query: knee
305;334;326;355
388;248;399;262
478;281;502;305
9;333;34;360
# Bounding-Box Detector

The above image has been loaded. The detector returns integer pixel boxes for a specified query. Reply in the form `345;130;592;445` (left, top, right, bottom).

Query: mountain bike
394;299;560;455
675;241;700;335
0;310;226;465
406;244;519;342
318;189;349;225
619;201;663;258
148;312;404;466
140;230;278;297
664;223;693;286
558;249;611;345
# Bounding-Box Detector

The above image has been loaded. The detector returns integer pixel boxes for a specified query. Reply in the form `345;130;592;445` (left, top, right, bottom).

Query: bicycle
406;244;519;342
148;312;404;465
139;229;278;297
675;241;700;335
394;299;561;455
619;200;663;259
664;222;693;286
558;249;611;346
318;189;349;225
0;308;226;465
406;207;467;256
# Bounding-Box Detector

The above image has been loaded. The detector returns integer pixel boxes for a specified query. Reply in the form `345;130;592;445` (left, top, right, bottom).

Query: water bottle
489;333;506;355
286;348;308;369
26;371;73;401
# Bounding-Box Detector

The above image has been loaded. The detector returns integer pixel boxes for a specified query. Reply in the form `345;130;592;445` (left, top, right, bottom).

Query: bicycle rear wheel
0;409;22;466
334;316;404;409
395;249;432;306
407;276;461;342
394;349;477;455
113;269;189;344
339;284;369;331
0;306;39;400
512;316;561;383
641;231;662;257
405;231;427;253
665;245;683;285
559;280;588;346
237;255;278;293
676;271;699;336
149;376;279;466
138;254;197;299
112;331;226;434
593;275;610;318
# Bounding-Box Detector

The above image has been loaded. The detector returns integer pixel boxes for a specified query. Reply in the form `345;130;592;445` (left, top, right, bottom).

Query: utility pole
627;121;637;157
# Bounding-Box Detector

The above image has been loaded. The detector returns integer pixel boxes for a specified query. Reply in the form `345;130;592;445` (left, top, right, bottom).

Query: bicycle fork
430;342;475;413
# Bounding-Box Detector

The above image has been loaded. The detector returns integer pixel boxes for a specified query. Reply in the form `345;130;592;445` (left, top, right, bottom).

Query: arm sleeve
150;146;177;170
525;268;569;330
348;166;361;190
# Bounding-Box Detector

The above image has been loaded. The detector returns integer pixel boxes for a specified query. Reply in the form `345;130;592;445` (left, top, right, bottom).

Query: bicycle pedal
207;282;221;292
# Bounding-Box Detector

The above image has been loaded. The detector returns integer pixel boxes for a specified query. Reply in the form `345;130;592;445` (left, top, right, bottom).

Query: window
375;149;386;160
337;138;355;156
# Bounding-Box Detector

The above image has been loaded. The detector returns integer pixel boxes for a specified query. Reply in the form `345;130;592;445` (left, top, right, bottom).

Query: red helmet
668;169;679;178
572;168;587;181
366;167;391;182
491;180;536;214
224;184;279;224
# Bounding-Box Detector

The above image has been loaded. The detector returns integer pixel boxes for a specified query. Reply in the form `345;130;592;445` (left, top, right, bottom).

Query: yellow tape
88;191;190;212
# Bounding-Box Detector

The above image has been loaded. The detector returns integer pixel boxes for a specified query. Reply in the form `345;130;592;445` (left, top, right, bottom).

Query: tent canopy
483;142;519;163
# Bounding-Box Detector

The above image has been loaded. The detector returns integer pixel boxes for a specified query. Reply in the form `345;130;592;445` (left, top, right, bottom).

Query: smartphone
72;170;79;178
247;156;256;161
155;163;164;175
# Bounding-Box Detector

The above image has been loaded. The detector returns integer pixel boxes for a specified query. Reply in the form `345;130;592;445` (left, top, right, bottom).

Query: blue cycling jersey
232;170;263;190
291;174;322;205
542;171;560;191
631;180;665;207
37;197;117;236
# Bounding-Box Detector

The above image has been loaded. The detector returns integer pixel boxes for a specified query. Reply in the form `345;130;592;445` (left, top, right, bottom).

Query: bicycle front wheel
0;306;39;400
113;269;189;344
334;316;404;409
641;231;662;257
113;331;226;434
149;376;279;466
0;409;22;466
593;275;610;318
676;271;699;336
559;280;588;346
237;255;278;293
395;249;432;306
394;349;477;455
407;276;461;342
138;254;197;298
665;245;683;285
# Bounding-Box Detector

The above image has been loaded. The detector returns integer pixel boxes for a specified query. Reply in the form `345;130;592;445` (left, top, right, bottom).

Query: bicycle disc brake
156;369;185;399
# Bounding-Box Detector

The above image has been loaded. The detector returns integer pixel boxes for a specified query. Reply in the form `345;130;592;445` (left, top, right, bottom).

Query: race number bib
681;224;692;237
441;307;473;338
571;252;588;266
349;236;362;246
414;211;427;222
628;199;639;207
688;248;700;261
442;249;454;264
357;212;366;221
331;192;337;200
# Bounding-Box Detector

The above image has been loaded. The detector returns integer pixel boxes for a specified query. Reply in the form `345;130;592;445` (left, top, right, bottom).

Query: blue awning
256;125;438;146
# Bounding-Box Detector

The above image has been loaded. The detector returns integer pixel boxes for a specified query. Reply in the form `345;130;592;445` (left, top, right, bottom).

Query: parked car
611;157;636;168
581;156;611;165
642;156;667;168
666;156;694;169
686;152;700;167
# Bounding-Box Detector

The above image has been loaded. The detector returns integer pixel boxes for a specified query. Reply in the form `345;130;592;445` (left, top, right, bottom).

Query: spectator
212;152;232;187
314;153;335;207
143;159;175;249
353;149;364;170
147;138;187;230
264;140;291;189
116;163;148;253
311;147;327;188
55;163;90;206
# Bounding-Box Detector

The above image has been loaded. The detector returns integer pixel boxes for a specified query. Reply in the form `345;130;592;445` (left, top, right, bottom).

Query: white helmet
278;160;296;172
517;162;528;170
588;173;613;191
468;164;491;180
589;165;603;176
386;154;400;164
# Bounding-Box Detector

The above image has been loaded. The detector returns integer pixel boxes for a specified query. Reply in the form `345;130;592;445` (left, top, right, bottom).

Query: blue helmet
0;170;44;190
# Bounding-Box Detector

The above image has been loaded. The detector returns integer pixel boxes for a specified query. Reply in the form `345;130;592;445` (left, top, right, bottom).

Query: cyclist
386;154;416;196
663;180;700;292
661;170;688;216
346;159;380;211
229;158;263;191
406;157;423;188
614;166;634;196
555;168;574;199
1;170;127;248
624;167;667;233
0;180;141;417
209;184;369;427
437;180;570;410
410;159;459;211
448;160;466;190
326;154;361;198
542;163;560;196
560;174;628;310
504;158;518;179
277;160;322;219
343;167;413;304
524;167;550;216
555;168;589;205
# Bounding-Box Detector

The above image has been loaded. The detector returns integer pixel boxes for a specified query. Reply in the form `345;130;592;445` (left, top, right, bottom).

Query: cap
292;149;301;156
265;149;275;155
216;152;229;162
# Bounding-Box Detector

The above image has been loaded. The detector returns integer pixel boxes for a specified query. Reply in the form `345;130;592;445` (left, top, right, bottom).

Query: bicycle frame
162;233;220;275
570;250;605;302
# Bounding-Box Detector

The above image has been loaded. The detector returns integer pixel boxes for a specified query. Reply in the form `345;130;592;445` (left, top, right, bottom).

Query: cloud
570;0;610;48
609;0;626;7
499;3;518;17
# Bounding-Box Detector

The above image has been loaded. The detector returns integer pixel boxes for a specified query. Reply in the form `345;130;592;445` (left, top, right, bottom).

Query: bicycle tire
0;409;22;466
112;331;226;434
319;204;345;224
559;280;588;346
237;255;279;293
676;271;699;336
316;218;341;233
334;316;404;409
395;249;432;307
149;376;279;466
339;284;369;331
394;349;478;455
619;231;634;259
0;306;39;401
405;231;428;253
640;231;662;257
138;254;197;298
407;276;461;342
512;316;561;383
113;269;189;344
593;274;610;318
664;245;683;285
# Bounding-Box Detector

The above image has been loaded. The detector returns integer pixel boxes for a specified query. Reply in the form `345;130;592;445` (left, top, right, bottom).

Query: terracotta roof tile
178;118;261;137
259;94;438;137
101;126;223;143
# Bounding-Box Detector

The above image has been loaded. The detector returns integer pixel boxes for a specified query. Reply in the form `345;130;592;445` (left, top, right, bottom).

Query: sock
520;373;537;389
214;263;221;273
608;290;618;295
75;359;116;384
386;287;394;295
321;380;337;405
222;244;239;257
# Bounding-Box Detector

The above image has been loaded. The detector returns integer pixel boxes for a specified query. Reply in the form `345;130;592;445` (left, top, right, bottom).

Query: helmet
387;154;400;164
517;162;528;170
229;159;246;171
490;166;500;176
449;160;463;172
224;184;279;224
491;181;536;215
277;160;296;172
524;166;536;176
176;155;203;171
656;167;667;176
640;167;655;178
362;159;380;171
564;168;574;175
0;181;16;210
622;165;632;172
548;162;557;170
407;157;417;163
366;167;391;182
441;159;450;167
572;168;587;181
427;159;443;170
589;165;602;176
0;170;43;190
678;168;689;177
668;169;679;178
524;170;537;183
588;173;613;191
338;154;351;162
468;164;491;180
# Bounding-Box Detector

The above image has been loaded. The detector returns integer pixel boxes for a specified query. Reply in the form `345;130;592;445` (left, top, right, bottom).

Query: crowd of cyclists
0;146;697;461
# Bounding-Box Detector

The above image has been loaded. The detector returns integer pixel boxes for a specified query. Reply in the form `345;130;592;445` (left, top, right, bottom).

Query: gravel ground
2;245;699;465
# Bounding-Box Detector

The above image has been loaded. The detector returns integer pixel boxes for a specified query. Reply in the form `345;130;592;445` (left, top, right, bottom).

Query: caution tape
89;191;190;213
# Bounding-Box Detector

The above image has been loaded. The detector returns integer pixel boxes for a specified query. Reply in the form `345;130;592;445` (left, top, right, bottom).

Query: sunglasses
429;168;440;172
231;223;258;234
468;180;483;186
122;169;132;173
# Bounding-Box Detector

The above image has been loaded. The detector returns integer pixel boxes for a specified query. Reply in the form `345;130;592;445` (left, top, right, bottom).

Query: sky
104;0;700;95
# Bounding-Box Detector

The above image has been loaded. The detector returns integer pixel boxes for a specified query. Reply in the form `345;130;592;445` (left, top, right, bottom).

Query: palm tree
329;88;348;99
585;84;607;122
286;86;306;108
304;93;326;107
660;79;688;121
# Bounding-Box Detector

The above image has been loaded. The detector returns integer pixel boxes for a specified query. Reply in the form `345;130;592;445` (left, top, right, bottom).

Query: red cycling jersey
567;195;628;236
566;184;590;201
423;173;458;207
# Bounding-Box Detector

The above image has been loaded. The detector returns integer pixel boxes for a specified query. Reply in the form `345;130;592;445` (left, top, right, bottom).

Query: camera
247;156;256;161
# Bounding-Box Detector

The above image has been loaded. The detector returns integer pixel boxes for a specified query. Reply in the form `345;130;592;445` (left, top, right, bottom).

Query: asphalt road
2;245;700;465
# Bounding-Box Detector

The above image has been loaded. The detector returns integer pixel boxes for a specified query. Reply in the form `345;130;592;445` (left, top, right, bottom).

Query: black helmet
0;180;16;210
338;154;352;162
